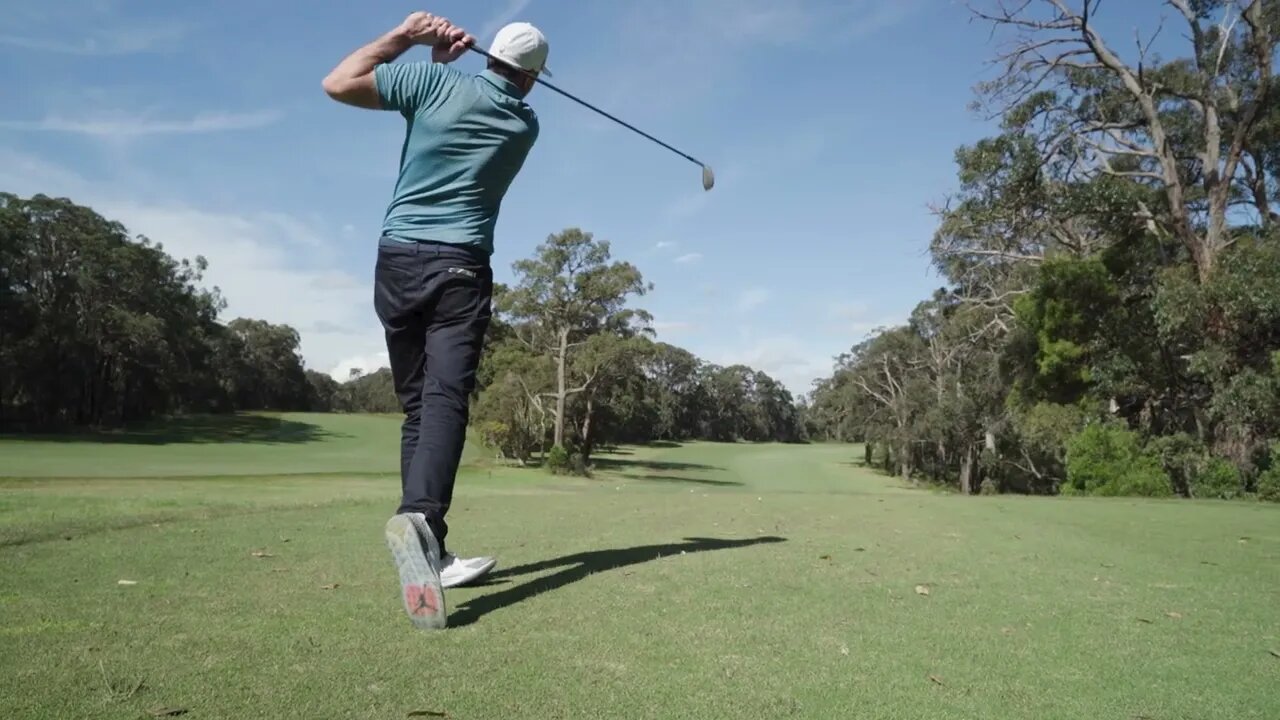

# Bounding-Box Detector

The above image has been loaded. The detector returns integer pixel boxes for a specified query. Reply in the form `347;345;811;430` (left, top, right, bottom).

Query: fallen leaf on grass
914;585;931;596
840;645;849;656
1136;618;1154;624
250;551;273;558
928;675;945;686
1101;563;1116;568
854;547;867;552
1238;537;1250;544
146;707;188;717
819;555;832;561
406;711;448;718
321;583;340;590
117;580;137;586
1269;649;1280;659
1165;611;1183;620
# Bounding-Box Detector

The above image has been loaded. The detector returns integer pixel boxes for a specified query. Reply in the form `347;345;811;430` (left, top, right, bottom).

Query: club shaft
469;47;705;169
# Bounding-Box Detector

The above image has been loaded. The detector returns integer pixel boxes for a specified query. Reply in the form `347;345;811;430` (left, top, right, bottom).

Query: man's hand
397;12;475;63
323;13;475;109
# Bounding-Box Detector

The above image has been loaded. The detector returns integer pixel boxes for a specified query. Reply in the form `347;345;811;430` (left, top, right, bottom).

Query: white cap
489;22;551;77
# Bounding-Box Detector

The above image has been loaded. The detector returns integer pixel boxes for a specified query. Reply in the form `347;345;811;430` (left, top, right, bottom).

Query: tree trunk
959;444;975;495
553;327;568;448
580;395;595;459
863;442;873;467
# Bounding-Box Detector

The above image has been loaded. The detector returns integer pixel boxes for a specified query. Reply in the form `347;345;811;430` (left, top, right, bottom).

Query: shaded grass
1;415;1278;719
4;413;342;445
0;412;485;479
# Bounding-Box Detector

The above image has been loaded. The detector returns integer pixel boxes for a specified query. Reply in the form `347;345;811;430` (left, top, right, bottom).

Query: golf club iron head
701;165;715;191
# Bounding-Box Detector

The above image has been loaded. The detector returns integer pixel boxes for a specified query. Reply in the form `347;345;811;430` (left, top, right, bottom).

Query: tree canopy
809;0;1280;501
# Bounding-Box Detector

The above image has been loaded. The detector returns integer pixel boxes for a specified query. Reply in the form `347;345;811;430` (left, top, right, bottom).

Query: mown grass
2;414;1277;719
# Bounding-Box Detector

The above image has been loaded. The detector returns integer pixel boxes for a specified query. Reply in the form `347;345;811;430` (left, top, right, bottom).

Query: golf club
469;45;715;192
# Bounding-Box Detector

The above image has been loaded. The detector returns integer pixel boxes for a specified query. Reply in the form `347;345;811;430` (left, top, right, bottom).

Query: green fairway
2;414;1277;719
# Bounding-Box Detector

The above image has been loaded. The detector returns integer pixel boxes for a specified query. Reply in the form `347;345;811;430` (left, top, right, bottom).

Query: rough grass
2;415;1277;719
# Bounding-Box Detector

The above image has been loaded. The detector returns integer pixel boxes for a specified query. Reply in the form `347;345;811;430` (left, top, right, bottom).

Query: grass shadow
625;474;743;487
639;440;684;449
590;458;725;474
450;536;786;627
2;414;342;446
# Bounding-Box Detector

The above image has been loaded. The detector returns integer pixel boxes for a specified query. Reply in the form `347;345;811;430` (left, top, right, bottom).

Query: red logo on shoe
405;585;439;616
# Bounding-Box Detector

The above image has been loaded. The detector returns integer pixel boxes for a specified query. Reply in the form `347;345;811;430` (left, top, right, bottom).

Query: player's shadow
448;535;786;627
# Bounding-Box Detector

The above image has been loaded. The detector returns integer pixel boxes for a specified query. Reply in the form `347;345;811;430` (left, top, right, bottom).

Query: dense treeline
1;195;802;461
0;193;320;428
808;1;1280;501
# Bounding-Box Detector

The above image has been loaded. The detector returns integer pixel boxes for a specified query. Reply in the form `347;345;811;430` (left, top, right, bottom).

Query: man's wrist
380;27;417;57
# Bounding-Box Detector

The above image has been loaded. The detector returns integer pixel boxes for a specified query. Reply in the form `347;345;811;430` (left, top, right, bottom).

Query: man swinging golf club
323;12;548;630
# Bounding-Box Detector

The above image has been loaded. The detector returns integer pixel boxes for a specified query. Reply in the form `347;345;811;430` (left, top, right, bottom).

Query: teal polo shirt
373;61;539;257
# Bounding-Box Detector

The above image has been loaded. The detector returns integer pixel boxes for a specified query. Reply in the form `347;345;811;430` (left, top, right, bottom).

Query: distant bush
545;444;570;475
1064;423;1173;497
1191;457;1244;500
1258;445;1280;503
979;478;1000;496
1147;433;1204;496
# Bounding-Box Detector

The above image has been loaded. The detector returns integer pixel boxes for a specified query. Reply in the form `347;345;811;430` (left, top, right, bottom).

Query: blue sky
0;0;1166;395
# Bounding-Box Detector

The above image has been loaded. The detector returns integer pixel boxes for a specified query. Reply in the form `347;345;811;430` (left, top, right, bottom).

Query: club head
701;165;715;191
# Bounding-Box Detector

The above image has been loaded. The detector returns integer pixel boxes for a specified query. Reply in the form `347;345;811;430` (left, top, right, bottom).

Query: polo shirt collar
479;69;526;99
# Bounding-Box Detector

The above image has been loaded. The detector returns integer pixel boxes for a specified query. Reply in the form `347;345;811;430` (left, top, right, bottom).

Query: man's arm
322;12;473;110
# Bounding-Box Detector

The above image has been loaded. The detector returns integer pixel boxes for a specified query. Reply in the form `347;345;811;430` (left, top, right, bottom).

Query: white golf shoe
384;513;446;630
439;552;497;588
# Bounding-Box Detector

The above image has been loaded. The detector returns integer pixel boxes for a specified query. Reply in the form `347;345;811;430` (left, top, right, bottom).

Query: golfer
323;12;548;629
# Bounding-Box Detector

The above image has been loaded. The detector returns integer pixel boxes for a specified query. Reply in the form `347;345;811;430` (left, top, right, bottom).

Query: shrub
979;478;1000;496
1064;423;1173;497
545;444;570;475
1258;445;1280;503
1147;433;1205;496
1191;457;1244;500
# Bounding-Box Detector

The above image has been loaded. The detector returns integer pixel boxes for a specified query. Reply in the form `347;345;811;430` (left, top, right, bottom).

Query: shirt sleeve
374;61;447;115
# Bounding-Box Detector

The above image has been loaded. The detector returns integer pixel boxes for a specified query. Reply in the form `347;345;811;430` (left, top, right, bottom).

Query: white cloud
674;252;703;265
479;0;535;41
330;352;391;382
0;111;282;138
703;334;832;397
94;201;383;372
827;300;901;339
655;240;677;250
737;288;771;312
652;320;696;337
0;150;387;379
588;0;925;115
0;22;187;55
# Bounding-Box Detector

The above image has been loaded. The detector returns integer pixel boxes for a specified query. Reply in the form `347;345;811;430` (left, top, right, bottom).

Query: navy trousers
373;237;493;554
